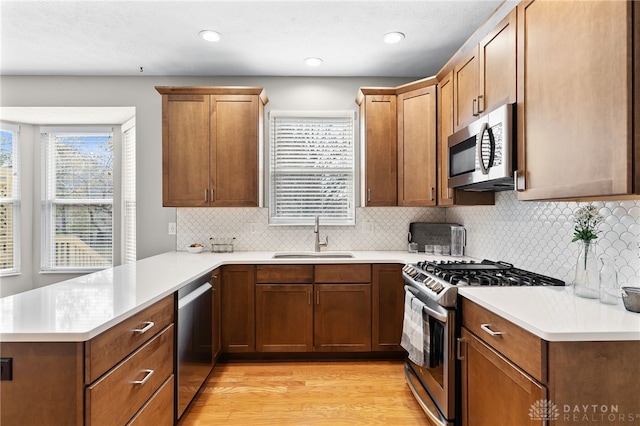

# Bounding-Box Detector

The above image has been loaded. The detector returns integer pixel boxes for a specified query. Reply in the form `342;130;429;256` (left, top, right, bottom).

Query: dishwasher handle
178;283;212;310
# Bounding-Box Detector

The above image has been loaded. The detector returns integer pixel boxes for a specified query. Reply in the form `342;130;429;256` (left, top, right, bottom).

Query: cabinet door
371;264;404;352
437;72;455;206
162;94;211;207
314;284;371;352
363;95;397;206
453;47;479;131
516;0;633;200
210;95;259;207
479;8;516;115
211;268;222;360
438;73;494;207
221;265;255;353
460;328;545;426
397;86;437;206
256;284;313;352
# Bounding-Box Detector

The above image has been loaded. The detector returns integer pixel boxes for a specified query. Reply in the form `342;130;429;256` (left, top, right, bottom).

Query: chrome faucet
314;215;328;252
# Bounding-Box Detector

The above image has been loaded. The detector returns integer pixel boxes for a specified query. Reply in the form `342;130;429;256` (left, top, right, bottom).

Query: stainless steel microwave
448;103;516;191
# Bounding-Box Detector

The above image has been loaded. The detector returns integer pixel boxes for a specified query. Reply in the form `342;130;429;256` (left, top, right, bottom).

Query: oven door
404;285;456;426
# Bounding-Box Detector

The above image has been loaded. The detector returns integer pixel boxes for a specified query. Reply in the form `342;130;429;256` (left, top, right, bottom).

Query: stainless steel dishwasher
177;273;213;418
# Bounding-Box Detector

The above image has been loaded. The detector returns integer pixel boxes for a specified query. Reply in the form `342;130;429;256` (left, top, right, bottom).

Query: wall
447;191;640;287
0;75;411;295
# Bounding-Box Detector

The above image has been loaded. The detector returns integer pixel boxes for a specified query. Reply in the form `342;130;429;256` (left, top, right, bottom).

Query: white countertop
459;286;640;342
0;250;430;342
1;250;638;343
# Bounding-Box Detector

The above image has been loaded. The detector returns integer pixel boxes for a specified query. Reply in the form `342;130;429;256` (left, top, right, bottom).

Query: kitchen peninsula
1;251;639;425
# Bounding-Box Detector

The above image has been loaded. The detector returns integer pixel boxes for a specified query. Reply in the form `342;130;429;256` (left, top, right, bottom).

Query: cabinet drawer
127;375;174;426
462;299;545;382
86;324;174;426
315;264;371;283
256;265;313;283
85;295;174;383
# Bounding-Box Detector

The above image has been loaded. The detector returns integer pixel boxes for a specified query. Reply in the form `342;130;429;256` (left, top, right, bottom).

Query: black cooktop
415;259;565;287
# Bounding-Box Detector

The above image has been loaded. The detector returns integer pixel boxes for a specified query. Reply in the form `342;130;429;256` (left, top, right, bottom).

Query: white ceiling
0;0;503;78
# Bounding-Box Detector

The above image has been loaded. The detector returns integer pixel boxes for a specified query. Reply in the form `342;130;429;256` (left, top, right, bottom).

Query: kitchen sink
272;252;354;259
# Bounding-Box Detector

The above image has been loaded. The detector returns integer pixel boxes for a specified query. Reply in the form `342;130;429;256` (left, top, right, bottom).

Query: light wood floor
178;360;430;425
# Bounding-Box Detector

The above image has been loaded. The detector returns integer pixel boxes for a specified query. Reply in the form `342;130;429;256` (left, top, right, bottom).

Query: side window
0;123;20;275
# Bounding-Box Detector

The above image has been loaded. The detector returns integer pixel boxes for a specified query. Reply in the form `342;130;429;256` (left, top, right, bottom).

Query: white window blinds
122;119;136;264
42;127;114;271
269;111;355;225
0;123;20;276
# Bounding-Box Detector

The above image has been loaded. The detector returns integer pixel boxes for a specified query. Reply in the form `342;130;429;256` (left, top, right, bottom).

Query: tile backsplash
177;207;445;252
447;191;640;286
177;191;640;286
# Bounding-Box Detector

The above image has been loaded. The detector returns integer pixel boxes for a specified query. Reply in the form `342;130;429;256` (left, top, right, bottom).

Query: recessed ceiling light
199;30;222;42
383;32;405;44
304;57;324;67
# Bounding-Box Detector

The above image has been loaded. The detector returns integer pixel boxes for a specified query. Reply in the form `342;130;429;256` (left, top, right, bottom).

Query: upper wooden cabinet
437;72;495;207
452;9;516;131
156;86;268;207
357;89;398;206
397;81;437;206
515;0;639;200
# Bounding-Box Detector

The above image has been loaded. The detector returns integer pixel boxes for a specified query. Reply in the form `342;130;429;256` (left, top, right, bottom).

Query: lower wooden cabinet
0;296;176;426
256;283;314;352
127;375;175;426
372;264;405;351
221;265;256;353
86;325;175;425
314;283;372;352
253;264;378;354
459;327;545;426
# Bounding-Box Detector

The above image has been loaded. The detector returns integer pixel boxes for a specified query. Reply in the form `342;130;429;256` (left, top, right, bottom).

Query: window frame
267;110;357;226
41;126;115;273
0;123;21;277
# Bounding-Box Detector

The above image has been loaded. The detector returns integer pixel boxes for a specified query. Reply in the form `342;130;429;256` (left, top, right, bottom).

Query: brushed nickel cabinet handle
316;291;320;305
480;323;503;336
367;188;371;202
204;189;208;202
429;187;435;201
132;369;154;385
132;321;154;334
477;95;484;114
211;189;215;202
472;98;478;116
514;170;526;192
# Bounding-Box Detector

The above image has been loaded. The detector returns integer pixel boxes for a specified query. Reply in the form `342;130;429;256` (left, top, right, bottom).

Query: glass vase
599;255;620;305
573;240;599;298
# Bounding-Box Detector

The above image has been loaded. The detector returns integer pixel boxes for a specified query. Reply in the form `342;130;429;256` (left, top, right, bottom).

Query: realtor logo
529;399;560;421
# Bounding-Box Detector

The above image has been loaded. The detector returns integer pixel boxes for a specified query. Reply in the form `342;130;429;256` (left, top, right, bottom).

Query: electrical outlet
168;222;177;235
1;358;12;381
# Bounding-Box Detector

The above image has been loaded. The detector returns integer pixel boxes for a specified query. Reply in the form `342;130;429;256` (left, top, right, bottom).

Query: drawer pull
132;369;154;385
132;321;155;334
480;323;503;337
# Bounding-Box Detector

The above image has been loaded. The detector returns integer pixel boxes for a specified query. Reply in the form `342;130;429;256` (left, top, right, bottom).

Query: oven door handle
404;286;449;323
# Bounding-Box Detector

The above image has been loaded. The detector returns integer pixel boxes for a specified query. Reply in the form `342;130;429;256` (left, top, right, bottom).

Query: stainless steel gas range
401;259;564;426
